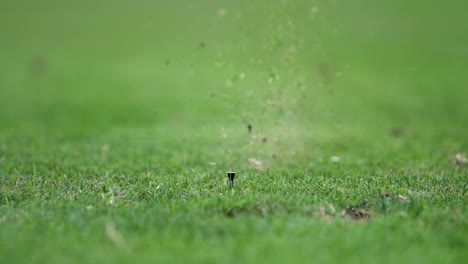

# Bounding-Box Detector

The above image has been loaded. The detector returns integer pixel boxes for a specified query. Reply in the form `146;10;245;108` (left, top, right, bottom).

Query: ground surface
0;0;467;263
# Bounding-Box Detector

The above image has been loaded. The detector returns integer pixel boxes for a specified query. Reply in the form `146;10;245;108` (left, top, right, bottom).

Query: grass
1;0;467;263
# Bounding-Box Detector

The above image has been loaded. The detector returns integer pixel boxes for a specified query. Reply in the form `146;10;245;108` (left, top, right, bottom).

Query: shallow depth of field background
0;0;467;263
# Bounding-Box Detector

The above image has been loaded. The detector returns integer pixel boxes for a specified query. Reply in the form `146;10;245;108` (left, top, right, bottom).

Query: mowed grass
1;0;467;263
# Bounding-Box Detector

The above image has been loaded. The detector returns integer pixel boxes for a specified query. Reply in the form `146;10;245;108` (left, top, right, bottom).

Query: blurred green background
1;0;467;163
2;0;466;132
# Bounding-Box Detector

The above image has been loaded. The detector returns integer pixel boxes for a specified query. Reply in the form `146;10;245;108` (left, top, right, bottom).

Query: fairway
1;0;467;263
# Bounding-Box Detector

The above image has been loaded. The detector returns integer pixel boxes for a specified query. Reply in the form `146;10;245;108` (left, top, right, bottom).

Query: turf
1;0;467;263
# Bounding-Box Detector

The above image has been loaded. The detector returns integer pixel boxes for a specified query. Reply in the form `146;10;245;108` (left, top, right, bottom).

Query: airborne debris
217;8;227;18
248;158;264;170
221;127;227;138
391;126;405;137
105;222;125;248
330;156;341;163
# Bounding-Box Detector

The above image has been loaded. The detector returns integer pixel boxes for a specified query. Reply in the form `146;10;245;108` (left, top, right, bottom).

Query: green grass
1;0;467;263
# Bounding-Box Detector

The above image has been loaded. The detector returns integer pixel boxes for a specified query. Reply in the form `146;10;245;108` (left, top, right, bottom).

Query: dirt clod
341;206;371;221
452;153;468;164
225;208;235;218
